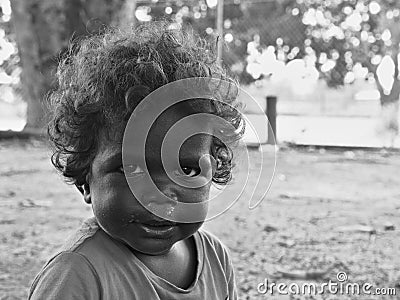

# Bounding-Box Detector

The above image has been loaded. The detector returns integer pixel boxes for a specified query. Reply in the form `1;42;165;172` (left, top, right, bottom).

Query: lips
142;220;177;227
138;222;177;238
128;217;178;238
128;216;177;226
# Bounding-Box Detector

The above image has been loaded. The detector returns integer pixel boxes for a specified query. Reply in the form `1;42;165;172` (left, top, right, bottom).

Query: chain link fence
131;0;350;87
131;0;400;147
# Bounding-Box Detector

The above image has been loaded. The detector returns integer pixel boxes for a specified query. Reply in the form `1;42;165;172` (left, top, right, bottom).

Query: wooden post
266;96;277;144
131;0;137;28
216;0;224;66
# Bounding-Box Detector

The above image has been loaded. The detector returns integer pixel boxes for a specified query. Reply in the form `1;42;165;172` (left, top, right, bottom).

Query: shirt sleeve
29;251;101;300
224;247;238;300
200;230;238;300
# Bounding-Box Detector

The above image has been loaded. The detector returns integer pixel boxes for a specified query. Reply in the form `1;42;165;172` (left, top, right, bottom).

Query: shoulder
198;228;230;254
29;251;101;299
29;218;139;299
60;217;100;252
56;217;121;264
29;218;106;299
35;251;98;277
196;229;238;299
197;228;234;274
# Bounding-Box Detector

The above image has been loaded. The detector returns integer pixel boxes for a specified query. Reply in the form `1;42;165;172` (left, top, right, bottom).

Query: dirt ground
1;139;399;299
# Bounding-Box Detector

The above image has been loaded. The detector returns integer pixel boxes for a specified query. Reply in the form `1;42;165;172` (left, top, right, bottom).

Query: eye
181;166;201;177
119;164;144;176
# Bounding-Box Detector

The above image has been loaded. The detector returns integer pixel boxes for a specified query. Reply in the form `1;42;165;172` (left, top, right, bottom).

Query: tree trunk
10;0;50;130
10;0;121;131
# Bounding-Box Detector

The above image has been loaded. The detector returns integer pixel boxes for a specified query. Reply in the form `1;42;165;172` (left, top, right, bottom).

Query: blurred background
1;0;400;148
2;1;400;299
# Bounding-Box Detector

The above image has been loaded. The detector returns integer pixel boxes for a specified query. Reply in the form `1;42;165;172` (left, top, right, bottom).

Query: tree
6;0;305;129
9;0;400;130
222;0;306;83
149;0;400;108
132;0;305;84
10;0;123;130
280;0;400;106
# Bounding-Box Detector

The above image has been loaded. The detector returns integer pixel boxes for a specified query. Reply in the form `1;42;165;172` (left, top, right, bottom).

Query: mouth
129;218;178;238
138;222;178;238
129;218;177;226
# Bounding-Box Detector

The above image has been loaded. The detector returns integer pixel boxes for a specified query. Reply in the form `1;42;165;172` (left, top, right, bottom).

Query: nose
134;174;208;223
136;172;178;202
143;174;183;204
146;184;178;202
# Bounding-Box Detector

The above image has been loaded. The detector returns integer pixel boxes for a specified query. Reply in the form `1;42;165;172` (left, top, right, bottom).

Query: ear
82;183;91;204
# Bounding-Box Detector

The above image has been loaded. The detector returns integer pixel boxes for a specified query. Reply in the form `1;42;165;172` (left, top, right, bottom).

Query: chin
126;239;176;256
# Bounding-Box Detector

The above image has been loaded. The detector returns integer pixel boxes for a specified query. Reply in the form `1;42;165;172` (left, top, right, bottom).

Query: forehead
96;103;214;161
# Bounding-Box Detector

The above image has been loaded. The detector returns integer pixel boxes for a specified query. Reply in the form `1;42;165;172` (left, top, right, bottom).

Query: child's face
85;106;214;255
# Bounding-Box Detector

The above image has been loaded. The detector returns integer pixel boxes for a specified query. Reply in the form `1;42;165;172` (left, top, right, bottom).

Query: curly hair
48;21;244;189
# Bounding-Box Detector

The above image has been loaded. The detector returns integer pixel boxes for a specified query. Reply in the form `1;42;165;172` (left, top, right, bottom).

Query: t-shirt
28;218;237;300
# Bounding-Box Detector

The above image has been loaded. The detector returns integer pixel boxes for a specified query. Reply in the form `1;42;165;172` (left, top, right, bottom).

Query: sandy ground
1;139;400;299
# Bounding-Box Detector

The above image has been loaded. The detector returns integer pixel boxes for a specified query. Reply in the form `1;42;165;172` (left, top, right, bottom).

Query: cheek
174;185;211;223
91;173;212;228
91;175;141;226
180;184;212;203
127;173;212;204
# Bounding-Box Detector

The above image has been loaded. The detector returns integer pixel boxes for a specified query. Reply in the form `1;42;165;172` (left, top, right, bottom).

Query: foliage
133;0;305;84
295;0;400;100
4;0;400;109
136;0;400;104
0;1;18;85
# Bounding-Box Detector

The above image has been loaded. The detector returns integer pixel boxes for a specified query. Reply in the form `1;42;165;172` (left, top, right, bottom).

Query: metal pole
216;0;224;66
266;96;277;145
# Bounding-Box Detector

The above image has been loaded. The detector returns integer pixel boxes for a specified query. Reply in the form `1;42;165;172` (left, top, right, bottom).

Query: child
29;22;244;299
